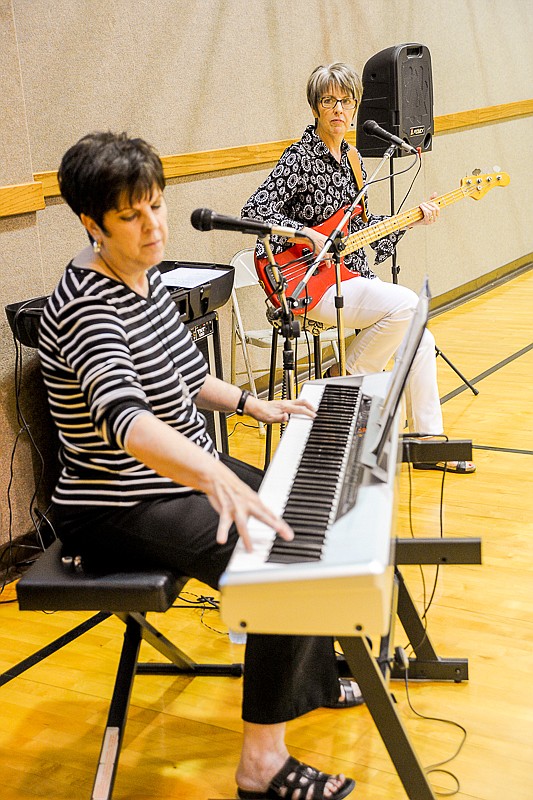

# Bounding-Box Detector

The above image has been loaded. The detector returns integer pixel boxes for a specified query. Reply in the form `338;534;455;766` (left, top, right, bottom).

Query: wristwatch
236;389;250;416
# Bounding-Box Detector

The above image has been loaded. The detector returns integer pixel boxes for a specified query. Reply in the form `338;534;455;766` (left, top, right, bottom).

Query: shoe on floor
323;677;364;709
413;460;476;474
237;755;356;799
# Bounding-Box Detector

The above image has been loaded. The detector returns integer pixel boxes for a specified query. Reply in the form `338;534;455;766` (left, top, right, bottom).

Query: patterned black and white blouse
241;124;405;279
38;264;214;507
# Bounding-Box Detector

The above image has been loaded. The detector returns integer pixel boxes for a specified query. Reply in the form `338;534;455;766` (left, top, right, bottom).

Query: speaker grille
356;43;433;158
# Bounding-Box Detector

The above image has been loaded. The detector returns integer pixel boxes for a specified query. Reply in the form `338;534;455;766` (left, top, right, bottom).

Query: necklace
97;252;148;296
97;251;125;283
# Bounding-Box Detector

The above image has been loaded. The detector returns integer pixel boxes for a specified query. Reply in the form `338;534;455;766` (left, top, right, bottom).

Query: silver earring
93;239;101;253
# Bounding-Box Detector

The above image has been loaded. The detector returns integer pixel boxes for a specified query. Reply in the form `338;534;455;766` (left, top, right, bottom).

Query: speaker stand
388;158;478;396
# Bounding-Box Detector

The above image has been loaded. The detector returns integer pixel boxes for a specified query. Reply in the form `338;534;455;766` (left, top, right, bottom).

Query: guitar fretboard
341;174;506;256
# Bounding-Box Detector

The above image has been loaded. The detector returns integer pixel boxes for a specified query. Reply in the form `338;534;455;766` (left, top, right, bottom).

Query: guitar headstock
461;170;510;199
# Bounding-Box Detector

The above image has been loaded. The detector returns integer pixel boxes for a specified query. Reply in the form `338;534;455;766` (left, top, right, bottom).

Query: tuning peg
493;164;501;172
472;168;481;175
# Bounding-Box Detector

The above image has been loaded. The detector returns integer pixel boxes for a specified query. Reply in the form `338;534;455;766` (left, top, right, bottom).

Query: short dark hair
58;131;165;232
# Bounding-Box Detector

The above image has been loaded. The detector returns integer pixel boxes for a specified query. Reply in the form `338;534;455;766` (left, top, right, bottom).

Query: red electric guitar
254;170;510;314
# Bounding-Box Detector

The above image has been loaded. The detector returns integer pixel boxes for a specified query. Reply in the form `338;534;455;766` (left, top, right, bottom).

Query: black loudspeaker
186;312;229;454
356;43;433;158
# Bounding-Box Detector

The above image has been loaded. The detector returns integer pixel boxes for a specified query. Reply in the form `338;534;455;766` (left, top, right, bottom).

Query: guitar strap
347;145;369;223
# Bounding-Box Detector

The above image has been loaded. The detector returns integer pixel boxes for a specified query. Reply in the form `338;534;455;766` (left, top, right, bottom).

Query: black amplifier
186;312;228;453
160;260;234;322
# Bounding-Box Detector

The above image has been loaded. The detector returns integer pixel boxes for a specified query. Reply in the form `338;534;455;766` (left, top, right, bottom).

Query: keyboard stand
336;537;482;683
388;537;482;681
338;634;437;800
388;568;469;681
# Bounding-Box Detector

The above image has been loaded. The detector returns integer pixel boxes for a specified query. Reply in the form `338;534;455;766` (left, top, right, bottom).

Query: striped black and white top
38;263;215;507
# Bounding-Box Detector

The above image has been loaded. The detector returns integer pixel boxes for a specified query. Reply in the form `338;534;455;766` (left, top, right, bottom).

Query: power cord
227;419;262;437
172;590;229;636
401;432;448;653
395;646;467;797
2;305;57;590
393;437;467;795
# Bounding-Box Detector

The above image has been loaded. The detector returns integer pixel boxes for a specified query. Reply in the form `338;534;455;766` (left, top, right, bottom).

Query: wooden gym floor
0;269;532;799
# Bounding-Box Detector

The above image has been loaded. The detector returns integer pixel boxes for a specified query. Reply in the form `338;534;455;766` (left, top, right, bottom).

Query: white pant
310;277;444;435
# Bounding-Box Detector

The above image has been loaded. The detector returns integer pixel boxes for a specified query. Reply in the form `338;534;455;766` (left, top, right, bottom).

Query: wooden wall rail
2;100;532;218
434;98;533;133
0;182;45;218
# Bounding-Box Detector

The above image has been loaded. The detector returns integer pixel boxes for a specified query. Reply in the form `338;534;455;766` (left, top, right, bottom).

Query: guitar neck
341;185;471;257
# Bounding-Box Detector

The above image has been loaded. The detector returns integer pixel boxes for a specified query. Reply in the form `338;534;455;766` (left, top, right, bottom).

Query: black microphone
190;208;303;238
362;120;418;155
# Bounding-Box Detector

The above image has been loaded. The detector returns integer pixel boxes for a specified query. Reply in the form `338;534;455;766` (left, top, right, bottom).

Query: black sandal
237;755;356;799
323;678;364;709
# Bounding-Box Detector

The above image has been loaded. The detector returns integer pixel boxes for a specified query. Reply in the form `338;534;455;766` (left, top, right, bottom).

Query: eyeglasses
319;96;357;109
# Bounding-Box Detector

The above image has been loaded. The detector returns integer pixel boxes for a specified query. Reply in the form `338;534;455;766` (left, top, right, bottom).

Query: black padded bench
16;539;242;800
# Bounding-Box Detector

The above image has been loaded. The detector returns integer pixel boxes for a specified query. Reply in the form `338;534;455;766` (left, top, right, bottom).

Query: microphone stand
289;144;397;375
260;235;302;467
389;157;401;284
388;154;479;396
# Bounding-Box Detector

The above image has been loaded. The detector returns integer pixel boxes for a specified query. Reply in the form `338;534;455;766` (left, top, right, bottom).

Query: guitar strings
274;184;473;283
264;173;491;302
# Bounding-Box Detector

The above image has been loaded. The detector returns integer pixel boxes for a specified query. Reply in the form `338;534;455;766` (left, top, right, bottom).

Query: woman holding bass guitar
242;61;475;473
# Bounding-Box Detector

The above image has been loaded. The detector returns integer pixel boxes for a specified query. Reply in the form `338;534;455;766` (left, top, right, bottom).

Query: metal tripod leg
435;345;479;395
312;332;323;378
264;322;299;468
